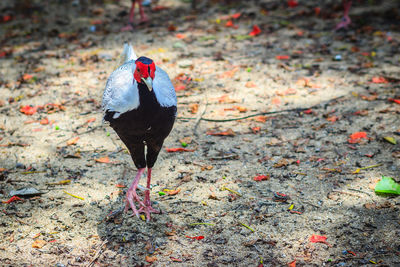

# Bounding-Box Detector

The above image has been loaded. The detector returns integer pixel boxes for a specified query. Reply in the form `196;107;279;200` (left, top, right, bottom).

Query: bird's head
134;56;156;91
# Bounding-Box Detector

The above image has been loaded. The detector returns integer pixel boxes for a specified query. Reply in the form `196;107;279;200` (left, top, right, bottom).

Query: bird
102;43;177;221
121;0;150;32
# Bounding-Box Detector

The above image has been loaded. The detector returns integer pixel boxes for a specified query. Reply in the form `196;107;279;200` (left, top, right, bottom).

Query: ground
0;0;400;266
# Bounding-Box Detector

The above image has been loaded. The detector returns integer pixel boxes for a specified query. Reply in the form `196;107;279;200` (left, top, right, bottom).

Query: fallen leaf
309;235;330;246
20;105;37;115
254;116;268;123
388;98;400;105
32;239;47;249
185;235;204;240
252;126;261;134
168;188;181;195
249;25;261;36
145;255;157;263
348;132;368;144
245;81;257;88
66;137;79;146
288;259;296;267
40;118;49;125
371;76;388;84
206;128;235;136
287;0;298;8
235;106;247;112
170;257;183;262
276;55;290;60
253;175;270;181
383;136;396;145
189;103;199;114
274;158;289;168
95;156;110;163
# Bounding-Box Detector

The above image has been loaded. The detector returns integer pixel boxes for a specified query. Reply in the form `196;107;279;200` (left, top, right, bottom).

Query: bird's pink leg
138;0;149;24
121;0;136;31
125;168;146;217
138;168;159;222
335;0;352;30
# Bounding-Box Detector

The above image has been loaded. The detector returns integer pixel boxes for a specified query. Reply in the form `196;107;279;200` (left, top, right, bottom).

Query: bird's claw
138;205;160;222
124;188;145;217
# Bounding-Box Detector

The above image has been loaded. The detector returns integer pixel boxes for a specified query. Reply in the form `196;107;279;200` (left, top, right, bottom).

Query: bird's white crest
122;43;137;63
102;44;177;119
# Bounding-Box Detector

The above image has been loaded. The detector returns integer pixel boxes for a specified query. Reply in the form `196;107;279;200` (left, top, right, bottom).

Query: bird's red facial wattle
134;59;156;91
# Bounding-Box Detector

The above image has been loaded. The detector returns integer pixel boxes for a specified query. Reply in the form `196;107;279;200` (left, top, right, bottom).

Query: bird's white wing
152;66;177;108
102;61;139;119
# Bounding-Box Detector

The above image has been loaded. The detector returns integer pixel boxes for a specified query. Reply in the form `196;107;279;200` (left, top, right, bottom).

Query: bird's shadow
96;172;176;266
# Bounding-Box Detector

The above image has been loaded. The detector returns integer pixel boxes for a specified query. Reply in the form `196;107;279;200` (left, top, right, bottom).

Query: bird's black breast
104;83;177;142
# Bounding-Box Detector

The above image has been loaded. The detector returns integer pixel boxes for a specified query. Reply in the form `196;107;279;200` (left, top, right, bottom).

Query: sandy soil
1;0;400;266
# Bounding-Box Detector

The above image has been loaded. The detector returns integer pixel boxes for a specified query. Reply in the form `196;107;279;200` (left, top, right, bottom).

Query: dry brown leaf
145;255;157;263
95;157;110;163
189;103;199;114
32;239;46;248
66;137;79;146
274;158;289;168
168;188;181;196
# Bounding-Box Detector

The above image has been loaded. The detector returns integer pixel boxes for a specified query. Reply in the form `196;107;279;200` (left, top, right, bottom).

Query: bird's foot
138;15;149;24
138;204;160;222
124;185;145;218
121;23;134;32
335;16;351;31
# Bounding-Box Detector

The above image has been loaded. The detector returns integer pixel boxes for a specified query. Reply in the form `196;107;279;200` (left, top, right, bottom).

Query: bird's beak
141;77;153;91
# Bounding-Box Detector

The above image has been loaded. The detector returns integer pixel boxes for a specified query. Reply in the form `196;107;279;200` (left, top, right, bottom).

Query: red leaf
86;118;96;123
249;25;261;36
252;126;261;134
185;235;204;240
3;196;22;204
288;259;296;267
165;148;195;152
175;33;186;39
388;98;400;105
23;74;33;81
303;109;313;114
348;131;368;144
253;175;270;181
175;84;186;91
314;7;321;16
309;234;327;243
276;55;290;60
371;76;388;84
116;184;126;188
309;235;331;246
20;105;37;115
231;13;241;19
287;0;298;8
225;20;234;27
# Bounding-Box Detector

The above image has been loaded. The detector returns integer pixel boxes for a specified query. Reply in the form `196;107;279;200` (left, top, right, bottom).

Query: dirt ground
1;0;400;266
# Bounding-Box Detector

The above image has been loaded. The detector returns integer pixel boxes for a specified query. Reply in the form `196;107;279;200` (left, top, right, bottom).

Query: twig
177;95;346;122
87;240;108;267
193;94;209;137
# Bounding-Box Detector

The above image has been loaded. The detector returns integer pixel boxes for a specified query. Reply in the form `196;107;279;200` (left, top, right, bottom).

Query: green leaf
234;35;252;41
383;136;397;145
374;176;400;195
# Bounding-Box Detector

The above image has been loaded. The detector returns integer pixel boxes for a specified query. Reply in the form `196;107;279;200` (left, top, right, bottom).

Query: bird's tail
122;43;137;63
